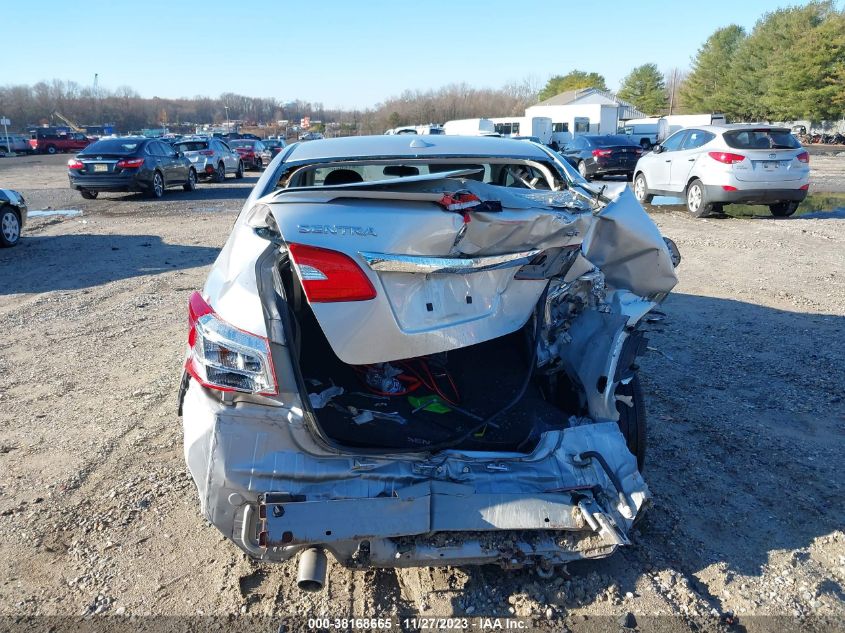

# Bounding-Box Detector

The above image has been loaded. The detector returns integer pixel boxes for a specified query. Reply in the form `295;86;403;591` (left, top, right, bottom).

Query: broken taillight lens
288;243;376;303
185;292;277;395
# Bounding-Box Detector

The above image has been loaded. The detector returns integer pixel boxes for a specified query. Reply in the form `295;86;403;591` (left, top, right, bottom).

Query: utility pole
224;105;230;133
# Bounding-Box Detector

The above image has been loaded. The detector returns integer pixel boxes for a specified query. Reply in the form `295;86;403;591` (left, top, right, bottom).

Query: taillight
800;184;810;190
185;292;277;395
67;159;83;170
592;148;613;157
288;243;377;303
708;151;745;164
116;157;144;169
199;150;215;156
796;151;809;163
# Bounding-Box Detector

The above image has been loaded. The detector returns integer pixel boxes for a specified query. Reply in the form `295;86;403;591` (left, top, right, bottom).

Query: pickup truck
29;130;92;154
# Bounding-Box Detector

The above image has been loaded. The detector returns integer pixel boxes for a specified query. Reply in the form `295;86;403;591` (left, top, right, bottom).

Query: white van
442;118;497;136
489;117;553;145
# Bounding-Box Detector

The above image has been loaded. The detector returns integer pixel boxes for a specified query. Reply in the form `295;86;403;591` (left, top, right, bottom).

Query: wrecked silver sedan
178;135;678;590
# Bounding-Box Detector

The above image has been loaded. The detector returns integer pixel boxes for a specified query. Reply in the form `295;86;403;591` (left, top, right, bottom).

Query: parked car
298;131;324;141
0;134;32;154
178;134;680;590
29;130;92;154
228;139;271;170
633;125;810;217
67;137;198;199
560;135;643;180
171;137;244;182
262;138;287;159
0;189;27;247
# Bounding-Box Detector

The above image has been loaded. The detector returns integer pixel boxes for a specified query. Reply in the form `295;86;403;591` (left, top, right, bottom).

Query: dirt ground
1;153;844;632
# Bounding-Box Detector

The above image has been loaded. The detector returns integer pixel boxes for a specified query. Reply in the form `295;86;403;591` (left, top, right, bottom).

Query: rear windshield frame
722;129;801;150
81;139;144;155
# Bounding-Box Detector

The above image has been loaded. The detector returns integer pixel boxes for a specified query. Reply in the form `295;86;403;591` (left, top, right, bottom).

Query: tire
212;162;225;183
46;145;57;155
80;189;98;200
577;160;588;179
686;179;712;217
0;207;21;247
0;146;8;154
615;374;647;471
633;173;654;204
148;171;165;198
183;168;197;191
255;157;262;170
235;160;244;179
769;201;799;217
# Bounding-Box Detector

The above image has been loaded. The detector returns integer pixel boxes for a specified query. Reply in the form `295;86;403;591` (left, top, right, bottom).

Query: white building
525;87;647;146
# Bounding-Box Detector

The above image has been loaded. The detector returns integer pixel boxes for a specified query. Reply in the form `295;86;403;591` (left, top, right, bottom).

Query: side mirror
652;144;663;154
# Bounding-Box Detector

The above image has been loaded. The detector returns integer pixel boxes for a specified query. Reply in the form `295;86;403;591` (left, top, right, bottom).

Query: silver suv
171;137;243;182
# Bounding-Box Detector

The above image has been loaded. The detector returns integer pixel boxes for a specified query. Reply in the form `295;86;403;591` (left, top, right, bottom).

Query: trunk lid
732;149;806;182
268;180;592;365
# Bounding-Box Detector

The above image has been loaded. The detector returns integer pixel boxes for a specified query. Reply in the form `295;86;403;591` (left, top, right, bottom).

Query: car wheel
80;189;98;200
577;161;588;179
148;171;165;198
213;162;225;183
633;173;654;204
46;145;57;155
255;157;263;170
183;168;197;191
615;374;647;471
769;201;799;217
235;160;244;179
686;179;712;217
0;207;21;247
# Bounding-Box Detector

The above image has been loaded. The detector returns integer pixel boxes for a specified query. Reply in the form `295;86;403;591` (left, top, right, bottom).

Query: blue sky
3;0;823;109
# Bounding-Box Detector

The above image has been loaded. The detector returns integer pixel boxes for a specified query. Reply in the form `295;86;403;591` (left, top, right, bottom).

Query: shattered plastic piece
308;385;344;409
352;411;374;425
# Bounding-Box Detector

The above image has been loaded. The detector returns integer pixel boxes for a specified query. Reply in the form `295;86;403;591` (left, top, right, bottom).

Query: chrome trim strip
359;250;540;275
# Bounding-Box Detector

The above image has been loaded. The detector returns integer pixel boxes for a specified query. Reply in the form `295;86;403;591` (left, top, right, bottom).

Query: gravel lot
1;153;844;631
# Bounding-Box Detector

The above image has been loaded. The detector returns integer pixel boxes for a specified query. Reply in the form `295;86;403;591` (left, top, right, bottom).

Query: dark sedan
67;137;198;199
263;139;287;159
560;135;643;180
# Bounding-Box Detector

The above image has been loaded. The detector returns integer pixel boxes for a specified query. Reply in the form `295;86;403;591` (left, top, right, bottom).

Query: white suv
632;125;810;217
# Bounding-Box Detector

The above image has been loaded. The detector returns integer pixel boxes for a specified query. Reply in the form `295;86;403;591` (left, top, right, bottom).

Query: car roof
284;134;551;163
692;124;791;134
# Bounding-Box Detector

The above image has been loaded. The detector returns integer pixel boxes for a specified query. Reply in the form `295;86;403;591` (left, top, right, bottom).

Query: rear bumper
590;160;638;176
181;381;649;570
704;185;808;204
68;173;148;192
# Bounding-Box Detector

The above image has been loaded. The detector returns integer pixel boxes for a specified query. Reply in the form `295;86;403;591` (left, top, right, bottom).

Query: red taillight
796;151;809;163
592;148;613;158
199;150;215;156
67;159;83;170
722;185;738;191
800;184;810;190
708;151;745;164
116;157;144;169
185;291;277;395
288;243;377;303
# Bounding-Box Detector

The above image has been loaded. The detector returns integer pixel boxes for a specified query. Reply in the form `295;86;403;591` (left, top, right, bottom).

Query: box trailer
490;117;553;145
443;118;497;136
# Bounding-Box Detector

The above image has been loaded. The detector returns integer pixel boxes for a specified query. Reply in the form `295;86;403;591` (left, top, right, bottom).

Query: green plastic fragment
408;395;451;414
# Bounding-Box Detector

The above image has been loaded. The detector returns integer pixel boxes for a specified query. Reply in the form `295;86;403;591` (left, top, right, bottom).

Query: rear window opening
723;129;801;150
82;139;142;154
279;159;564;191
284;267;589;453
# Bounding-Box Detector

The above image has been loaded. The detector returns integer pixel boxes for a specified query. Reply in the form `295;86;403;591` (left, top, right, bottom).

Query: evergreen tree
680;25;746;114
618;64;667;115
538;71;608;102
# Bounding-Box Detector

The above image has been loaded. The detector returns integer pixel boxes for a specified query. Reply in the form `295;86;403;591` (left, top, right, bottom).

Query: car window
176;141;208;152
723;129;801;150
680;130;715;150
84;139;143;155
660;131;687;152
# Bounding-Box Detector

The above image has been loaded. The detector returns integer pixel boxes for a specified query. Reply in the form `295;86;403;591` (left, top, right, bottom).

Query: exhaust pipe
297;547;328;592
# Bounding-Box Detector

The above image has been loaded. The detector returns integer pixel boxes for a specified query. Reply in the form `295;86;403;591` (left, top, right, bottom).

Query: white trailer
442;118;497;136
489;117;553;144
656;113;727;141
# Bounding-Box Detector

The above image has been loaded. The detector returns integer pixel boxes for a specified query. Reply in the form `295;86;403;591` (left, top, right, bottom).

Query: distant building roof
533;87;648;119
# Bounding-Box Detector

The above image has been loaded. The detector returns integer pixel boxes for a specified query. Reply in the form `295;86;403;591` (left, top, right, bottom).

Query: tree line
2;2;843;134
